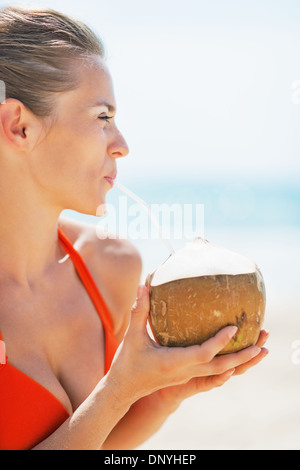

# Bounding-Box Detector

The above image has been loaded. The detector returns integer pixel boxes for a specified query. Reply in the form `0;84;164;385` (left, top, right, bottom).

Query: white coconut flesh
147;238;266;353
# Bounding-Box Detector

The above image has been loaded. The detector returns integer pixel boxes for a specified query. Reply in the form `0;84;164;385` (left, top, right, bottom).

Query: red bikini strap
57;227;115;336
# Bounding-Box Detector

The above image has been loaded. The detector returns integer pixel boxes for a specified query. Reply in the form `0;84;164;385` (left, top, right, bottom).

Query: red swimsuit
0;227;119;450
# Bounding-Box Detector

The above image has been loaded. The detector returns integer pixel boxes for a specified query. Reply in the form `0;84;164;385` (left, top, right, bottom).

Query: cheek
30;117;110;213
50;122;107;177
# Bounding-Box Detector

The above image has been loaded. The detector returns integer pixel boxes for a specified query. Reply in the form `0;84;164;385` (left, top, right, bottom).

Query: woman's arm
101;290;269;450
32;376;132;450
100;369;235;450
32;286;267;450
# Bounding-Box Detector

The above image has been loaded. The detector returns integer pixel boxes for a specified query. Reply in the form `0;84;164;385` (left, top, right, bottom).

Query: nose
108;128;129;159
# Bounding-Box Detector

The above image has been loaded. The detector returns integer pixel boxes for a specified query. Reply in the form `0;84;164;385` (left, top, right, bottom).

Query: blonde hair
0;5;105;117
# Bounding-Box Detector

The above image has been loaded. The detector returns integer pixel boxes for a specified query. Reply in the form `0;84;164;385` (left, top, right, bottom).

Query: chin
64;182;110;216
66;194;106;217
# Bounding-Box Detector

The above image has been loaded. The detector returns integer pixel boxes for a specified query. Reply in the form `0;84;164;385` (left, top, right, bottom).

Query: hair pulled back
0;5;105;116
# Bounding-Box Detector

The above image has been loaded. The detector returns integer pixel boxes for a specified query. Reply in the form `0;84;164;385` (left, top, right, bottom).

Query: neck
0;173;65;288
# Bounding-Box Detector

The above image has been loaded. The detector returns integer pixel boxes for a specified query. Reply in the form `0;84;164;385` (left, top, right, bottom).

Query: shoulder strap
57;227;118;373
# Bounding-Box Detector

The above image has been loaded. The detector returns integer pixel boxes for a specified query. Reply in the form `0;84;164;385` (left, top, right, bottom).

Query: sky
1;0;300;184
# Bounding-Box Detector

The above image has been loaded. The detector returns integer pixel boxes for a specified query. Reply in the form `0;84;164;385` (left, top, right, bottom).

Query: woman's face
32;56;129;215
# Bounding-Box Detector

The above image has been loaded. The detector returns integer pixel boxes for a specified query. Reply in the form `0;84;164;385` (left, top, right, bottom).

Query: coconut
146;238;266;354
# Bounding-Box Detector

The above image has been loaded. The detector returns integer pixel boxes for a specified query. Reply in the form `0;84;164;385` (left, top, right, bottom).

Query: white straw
114;181;175;255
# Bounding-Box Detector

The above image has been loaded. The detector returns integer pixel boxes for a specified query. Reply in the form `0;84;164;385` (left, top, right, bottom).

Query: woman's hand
107;285;268;409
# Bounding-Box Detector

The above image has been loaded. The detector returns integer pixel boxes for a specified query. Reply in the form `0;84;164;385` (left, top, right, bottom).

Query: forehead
79;56;115;106
56;56;116;113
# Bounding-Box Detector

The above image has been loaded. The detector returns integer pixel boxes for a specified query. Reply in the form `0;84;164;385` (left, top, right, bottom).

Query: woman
0;6;268;450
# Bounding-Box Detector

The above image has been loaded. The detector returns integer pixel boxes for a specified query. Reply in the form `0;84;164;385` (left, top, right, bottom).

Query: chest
0;273;106;415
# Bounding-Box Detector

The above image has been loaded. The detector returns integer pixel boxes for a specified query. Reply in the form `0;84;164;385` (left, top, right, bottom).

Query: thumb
130;284;150;332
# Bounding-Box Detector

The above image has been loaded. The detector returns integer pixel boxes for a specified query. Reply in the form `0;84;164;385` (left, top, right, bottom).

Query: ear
0;98;42;151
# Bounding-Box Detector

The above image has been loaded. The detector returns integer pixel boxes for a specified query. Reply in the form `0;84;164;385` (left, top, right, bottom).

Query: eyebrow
90;101;116;113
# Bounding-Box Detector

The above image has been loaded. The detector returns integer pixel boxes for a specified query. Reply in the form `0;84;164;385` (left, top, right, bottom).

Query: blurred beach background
1;0;299;449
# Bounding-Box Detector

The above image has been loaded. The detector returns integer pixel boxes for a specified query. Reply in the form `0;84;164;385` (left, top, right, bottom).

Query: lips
104;172;117;187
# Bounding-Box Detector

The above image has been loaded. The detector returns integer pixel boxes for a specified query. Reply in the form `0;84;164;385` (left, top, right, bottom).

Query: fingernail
251;346;261;357
226;368;235;377
227;326;238;337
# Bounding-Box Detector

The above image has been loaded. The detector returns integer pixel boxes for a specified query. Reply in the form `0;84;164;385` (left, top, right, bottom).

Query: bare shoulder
58;216;142;272
58;216;142;339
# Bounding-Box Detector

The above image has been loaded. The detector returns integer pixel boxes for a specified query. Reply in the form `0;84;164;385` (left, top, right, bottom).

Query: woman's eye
98;115;113;125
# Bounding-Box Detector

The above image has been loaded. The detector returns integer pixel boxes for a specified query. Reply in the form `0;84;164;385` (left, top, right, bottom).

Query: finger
174;368;236;400
195;326;239;363
233;347;269;376
211;344;262;374
200;368;236;392
129;284;150;332
255;330;269;348
173;326;238;366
